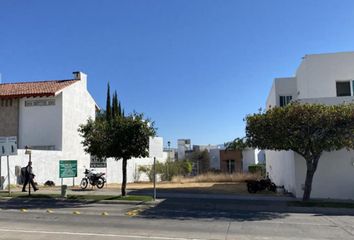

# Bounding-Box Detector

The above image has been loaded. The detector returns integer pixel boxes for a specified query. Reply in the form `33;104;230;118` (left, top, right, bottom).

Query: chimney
73;71;85;80
72;71;88;88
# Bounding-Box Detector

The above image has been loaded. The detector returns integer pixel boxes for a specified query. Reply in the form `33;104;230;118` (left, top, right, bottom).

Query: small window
31;145;55;150
279;96;292;107
0;99;13;107
336;81;351;97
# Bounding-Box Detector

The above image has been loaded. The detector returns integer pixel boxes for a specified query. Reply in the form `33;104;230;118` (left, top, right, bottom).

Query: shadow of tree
0;198;96;210
137;197;290;221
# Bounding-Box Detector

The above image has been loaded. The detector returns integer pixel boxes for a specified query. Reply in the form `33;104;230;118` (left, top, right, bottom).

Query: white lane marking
0;228;205;240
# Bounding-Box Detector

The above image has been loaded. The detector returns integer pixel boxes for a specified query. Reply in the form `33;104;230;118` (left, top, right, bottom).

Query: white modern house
266;51;354;199
0;72;164;187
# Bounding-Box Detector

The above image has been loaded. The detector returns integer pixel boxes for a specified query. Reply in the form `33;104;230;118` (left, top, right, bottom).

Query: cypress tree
118;102;122;117
112;91;119;118
106;82;112;121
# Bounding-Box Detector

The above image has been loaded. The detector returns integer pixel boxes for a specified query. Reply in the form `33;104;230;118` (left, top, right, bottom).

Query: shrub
138;160;193;182
248;164;266;176
171;172;258;183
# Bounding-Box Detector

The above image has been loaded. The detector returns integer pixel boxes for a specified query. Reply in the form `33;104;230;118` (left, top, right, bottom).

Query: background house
266;51;354;199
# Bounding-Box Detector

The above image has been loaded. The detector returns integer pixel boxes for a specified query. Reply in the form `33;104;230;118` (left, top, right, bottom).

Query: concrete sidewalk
4;186;295;202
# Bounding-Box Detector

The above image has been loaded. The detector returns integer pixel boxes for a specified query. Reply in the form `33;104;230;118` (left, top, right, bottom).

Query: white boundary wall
0;150;167;188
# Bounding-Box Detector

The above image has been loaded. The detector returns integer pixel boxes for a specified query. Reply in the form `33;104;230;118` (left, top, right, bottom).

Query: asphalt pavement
0;196;354;239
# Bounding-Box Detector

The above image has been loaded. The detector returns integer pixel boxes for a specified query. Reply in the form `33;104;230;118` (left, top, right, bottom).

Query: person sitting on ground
22;161;38;192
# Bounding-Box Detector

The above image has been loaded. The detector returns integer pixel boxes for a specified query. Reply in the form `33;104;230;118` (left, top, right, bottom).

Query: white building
177;139;191;160
0;72;164;187
266;52;354;199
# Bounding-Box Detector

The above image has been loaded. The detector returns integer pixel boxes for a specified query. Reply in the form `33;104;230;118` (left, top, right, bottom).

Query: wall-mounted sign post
0;136;18;196
149;137;163;201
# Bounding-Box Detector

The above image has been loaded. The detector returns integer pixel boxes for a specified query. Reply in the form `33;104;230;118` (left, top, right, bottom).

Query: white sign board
149;137;163;158
0;136;18;157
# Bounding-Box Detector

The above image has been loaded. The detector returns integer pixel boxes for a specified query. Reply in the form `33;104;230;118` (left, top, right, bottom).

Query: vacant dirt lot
127;182;251;194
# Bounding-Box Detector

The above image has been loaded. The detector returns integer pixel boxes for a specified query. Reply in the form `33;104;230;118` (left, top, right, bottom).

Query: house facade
266;52;354;199
0;72;97;186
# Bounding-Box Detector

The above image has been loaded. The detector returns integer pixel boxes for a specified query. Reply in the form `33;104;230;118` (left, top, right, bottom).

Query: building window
336;81;351;97
226;160;235;173
279;96;292;107
0;99;13;107
25;99;55;107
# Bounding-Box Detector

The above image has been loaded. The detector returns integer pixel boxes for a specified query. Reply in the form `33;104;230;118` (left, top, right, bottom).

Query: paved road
0;198;354;240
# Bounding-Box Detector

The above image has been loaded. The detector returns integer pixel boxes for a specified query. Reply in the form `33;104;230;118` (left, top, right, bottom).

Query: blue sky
1;1;354;147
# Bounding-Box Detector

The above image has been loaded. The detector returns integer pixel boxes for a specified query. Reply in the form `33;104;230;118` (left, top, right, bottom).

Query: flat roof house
266;52;354;199
0;72;97;185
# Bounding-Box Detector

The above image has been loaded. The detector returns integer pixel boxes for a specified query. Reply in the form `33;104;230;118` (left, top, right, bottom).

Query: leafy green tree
225;137;248;162
225;137;247;151
246;103;354;201
190;149;210;174
106;83;112;122
108;114;156;195
79;113;156;196
79;116;109;159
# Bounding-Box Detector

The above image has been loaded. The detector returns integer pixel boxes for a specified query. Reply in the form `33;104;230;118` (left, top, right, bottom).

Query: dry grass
125;182;250;194
171;172;259;183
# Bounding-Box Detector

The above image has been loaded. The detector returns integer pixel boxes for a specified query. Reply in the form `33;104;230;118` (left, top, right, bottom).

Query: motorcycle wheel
247;183;257;193
96;177;105;189
80;178;88;190
267;183;277;192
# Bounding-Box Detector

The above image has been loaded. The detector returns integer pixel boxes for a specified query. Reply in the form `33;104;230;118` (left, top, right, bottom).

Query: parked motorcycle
80;169;106;189
246;177;276;193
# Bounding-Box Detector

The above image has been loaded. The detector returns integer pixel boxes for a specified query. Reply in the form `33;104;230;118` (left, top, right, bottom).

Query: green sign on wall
59;160;77;178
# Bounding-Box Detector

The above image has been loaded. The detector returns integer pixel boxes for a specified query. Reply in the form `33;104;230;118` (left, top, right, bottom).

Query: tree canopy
246;102;354;200
225;137;248;151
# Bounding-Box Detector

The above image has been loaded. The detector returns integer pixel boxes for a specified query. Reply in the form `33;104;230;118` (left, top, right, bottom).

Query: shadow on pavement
138;197;290;221
127;188;354;221
0;198;96;210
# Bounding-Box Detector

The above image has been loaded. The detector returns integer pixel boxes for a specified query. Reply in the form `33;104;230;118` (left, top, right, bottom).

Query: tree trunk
121;158;127;196
302;155;320;201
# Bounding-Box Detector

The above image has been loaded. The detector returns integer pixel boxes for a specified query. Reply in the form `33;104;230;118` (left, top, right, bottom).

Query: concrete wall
266;150;296;195
242;148;256;172
266;81;276;110
0;99;19;138
266;77;297;109
18;95;62;150
296;52;354;99
0;150;167;189
61;76;96;156
294;150;354;199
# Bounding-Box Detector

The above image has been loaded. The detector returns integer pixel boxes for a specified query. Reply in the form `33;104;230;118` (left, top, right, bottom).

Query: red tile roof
0;79;79;98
